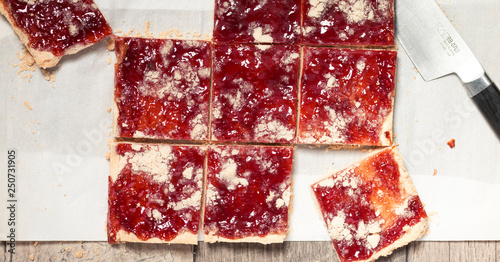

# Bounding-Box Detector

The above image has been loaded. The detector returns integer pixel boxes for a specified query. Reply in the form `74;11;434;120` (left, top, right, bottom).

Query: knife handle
471;81;500;139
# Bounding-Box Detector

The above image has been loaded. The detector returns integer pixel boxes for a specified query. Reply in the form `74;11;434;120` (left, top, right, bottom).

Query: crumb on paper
114;29;122;34
159;29;174;38
433;169;437;176
123;27;135;37
106;107;112;113
204;32;212;40
447;139;455;149
105;151;110;160
173;29;183;37
75;251;83;259
24;101;33;110
106;38;115;51
192;32;202;38
34;241;38;247
13;49;37;81
40;69;56;86
144;21;153;38
133;30;142;37
29;254;35;261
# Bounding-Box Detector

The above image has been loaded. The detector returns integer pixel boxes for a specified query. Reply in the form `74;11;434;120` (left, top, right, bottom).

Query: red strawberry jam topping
213;0;301;44
2;0;112;56
299;47;396;146
107;143;205;243
312;148;427;262
204;145;293;241
114;37;211;141
211;43;299;143
302;0;394;46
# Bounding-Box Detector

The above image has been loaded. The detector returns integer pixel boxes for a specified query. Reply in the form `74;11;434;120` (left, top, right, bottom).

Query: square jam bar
114;37;211;141
203;145;293;243
311;147;429;262
107;142;206;244
0;0;112;68
302;0;394;46
213;0;301;44
211;43;299;143
298;47;397;146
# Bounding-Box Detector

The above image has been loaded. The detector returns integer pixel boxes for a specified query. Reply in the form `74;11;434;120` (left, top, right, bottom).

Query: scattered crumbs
34;241;38;247
204;32;211;40
29;254;35;261
106;107;112;113
159;29;174;38
192;32;202;38
75;251;83;259
40;69;56;86
173;29;183;37
447;139;455;149
13;49;37;81
23;101;33;110
433;169;437;176
133;30;142;37
114;29;122;34
123;27;135;36
106;38;115;51
107;54;112;65
144;20;154;38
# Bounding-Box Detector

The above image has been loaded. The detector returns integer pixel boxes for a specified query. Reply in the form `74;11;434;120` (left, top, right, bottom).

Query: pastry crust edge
0;0;110;68
310;146;429;262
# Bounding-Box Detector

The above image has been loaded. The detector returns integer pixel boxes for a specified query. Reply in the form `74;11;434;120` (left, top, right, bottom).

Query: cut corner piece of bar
203;145;294;244
113;37;211;141
298;47;397;147
108;142;207;244
0;0;112;68
311;146;429;262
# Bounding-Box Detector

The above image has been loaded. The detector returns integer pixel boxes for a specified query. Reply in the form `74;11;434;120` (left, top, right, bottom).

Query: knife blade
396;0;500;139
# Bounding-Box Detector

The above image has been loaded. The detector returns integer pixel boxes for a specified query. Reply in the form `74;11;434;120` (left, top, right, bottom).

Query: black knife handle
471;82;500;139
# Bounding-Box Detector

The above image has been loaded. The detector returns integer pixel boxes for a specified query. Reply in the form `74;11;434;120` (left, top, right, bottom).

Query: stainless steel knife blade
396;0;500;139
396;0;483;83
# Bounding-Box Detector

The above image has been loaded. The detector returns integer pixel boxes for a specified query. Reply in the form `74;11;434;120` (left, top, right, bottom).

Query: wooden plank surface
2;241;499;262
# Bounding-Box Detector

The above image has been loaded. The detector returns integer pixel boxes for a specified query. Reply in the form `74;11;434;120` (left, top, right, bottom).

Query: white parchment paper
1;0;499;241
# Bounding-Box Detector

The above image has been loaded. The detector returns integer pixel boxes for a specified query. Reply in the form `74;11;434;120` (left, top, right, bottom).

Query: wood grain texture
450;241;496;262
407;241;450;262
1;241;500;261
2;241;193;262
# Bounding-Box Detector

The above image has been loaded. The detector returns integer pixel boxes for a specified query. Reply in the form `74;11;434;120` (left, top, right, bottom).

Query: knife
396;0;500;139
